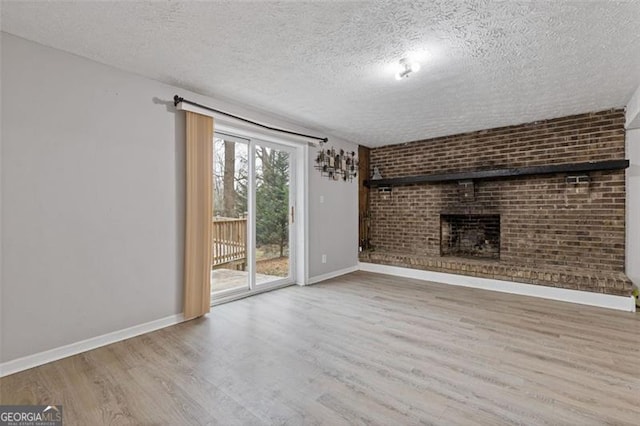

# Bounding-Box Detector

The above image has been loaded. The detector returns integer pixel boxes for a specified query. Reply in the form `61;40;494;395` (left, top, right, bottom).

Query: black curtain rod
173;95;328;143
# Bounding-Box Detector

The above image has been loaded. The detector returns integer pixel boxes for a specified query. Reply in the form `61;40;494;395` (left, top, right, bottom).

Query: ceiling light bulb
394;58;421;80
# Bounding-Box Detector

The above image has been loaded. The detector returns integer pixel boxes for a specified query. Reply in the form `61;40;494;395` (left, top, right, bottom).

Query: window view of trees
214;139;248;218
213;138;290;279
256;146;290;259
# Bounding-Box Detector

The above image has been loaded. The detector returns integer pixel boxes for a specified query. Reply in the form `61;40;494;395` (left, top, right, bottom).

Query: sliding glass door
255;142;293;286
211;135;250;294
211;133;295;302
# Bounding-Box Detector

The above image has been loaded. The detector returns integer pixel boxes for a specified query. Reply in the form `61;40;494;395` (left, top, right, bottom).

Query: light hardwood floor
2;271;639;425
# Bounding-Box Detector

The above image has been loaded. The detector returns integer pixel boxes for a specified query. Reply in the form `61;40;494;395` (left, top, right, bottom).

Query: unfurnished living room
1;1;639;425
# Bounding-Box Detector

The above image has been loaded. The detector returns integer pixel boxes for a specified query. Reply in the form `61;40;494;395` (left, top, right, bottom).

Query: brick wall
365;109;630;295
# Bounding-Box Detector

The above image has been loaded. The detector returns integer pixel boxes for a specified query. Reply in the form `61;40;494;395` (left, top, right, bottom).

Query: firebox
440;214;500;260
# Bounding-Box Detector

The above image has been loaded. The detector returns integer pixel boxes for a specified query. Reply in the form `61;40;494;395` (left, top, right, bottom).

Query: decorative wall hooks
315;141;358;181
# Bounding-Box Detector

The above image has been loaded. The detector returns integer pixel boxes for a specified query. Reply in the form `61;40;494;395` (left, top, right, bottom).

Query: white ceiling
2;1;640;147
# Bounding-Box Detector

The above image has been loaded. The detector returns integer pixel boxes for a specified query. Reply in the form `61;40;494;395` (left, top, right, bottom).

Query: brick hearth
359;251;631;296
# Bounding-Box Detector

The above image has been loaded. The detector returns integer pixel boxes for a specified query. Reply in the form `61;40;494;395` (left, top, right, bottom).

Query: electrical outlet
322;254;327;264
320;195;324;204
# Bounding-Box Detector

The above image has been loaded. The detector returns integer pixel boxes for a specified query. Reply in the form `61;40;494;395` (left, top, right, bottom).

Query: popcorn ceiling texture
2;1;640;147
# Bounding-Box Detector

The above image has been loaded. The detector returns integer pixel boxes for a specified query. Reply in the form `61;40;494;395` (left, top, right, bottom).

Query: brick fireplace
440;214;500;260
360;109;632;296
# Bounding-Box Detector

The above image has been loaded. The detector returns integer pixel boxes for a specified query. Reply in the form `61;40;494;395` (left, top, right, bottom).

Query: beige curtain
184;111;214;320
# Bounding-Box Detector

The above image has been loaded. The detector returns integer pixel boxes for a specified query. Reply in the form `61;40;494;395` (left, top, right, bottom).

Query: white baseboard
359;262;636;312
0;313;184;378
307;265;359;285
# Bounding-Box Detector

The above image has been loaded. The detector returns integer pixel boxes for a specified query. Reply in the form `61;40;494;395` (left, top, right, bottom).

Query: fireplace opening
440;214;500;260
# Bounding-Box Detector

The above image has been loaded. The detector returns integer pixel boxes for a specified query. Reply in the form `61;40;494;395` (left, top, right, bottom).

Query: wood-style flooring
1;271;639;425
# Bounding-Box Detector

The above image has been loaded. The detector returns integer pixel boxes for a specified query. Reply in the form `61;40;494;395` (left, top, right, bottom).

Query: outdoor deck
212;217;247;269
211;217;284;293
211;269;283;293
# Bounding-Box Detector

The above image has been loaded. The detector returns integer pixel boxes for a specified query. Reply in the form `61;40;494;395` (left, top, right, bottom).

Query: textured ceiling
2;1;640;147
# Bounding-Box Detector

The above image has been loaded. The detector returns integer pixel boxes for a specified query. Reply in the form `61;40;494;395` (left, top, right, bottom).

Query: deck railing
212;217;247;268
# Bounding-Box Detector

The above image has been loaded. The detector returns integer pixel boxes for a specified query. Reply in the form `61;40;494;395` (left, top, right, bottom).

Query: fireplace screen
440;214;500;260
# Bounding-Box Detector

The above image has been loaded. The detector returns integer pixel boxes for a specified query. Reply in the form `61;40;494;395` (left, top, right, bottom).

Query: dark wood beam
358;146;371;250
364;159;630;187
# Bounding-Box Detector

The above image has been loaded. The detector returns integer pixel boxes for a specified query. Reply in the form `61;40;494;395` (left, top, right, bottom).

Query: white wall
0;32;4;362
626;84;640;289
0;33;358;363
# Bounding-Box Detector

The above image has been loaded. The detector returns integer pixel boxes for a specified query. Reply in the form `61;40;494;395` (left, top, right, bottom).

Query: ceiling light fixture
394;58;420;80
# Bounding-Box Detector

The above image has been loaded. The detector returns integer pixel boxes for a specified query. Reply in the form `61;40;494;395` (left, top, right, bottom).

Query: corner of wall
626;84;640;130
625;84;640;289
0;31;4;363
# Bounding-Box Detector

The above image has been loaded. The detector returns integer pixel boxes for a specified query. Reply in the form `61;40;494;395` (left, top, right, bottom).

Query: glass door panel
211;135;250;296
254;143;293;285
211;134;295;303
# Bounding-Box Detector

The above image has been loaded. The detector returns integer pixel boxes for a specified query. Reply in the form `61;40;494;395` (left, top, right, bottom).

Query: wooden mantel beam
364;159;630;188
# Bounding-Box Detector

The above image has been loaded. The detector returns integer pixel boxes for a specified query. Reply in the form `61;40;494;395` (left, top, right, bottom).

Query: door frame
210;129;306;306
251;138;296;290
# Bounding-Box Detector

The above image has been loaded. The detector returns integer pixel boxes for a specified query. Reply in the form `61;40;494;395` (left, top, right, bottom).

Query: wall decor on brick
360;109;632;296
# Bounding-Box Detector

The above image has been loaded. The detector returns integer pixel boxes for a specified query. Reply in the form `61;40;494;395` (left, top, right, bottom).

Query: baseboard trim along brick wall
359;262;636;312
